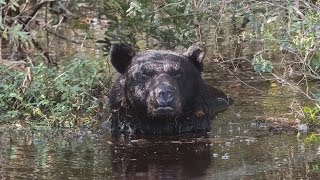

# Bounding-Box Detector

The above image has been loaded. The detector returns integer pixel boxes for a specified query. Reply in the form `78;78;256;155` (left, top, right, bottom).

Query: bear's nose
155;88;174;107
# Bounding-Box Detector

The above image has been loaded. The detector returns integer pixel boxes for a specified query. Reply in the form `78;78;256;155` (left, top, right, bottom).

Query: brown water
1;6;320;179
1;62;320;179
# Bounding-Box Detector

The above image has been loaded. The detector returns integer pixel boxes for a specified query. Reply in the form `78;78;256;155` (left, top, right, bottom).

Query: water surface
1;63;320;179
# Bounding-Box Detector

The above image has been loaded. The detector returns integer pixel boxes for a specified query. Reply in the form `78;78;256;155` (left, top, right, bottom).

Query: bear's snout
148;73;181;117
155;85;174;107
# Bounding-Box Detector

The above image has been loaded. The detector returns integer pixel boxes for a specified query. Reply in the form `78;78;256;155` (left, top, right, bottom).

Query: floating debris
297;124;309;133
222;153;230;160
212;153;219;158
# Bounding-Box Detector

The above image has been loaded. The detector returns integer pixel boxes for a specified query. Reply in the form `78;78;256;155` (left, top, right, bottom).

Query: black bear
108;43;232;134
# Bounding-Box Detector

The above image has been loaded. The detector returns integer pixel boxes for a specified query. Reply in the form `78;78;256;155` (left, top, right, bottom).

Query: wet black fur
108;43;232;134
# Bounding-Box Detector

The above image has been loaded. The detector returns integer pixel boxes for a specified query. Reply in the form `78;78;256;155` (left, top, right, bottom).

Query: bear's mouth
149;106;179;118
155;106;174;112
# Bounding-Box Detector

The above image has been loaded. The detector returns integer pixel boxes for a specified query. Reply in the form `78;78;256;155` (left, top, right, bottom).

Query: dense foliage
0;0;109;127
102;0;205;50
0;57;111;127
1;0;320;130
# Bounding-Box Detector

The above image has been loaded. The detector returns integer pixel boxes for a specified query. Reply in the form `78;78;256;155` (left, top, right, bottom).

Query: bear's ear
110;43;135;74
183;46;205;71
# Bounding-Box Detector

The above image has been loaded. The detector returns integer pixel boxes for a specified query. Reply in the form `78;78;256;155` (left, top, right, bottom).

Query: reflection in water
1;129;320;179
108;134;211;179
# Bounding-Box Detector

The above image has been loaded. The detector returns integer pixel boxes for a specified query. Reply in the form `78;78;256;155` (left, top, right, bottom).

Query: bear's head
110;43;205;120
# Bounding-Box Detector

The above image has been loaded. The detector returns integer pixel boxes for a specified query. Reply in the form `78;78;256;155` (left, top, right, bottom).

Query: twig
45;28;82;44
220;62;264;94
271;72;316;101
0;37;2;61
81;34;88;49
45;1;49;52
19;0;58;30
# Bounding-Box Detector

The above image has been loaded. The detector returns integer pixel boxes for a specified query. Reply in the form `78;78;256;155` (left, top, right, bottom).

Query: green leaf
266;16;278;23
252;55;273;73
19;32;30;42
0;16;4;29
0;0;7;5
9;92;23;101
9;92;17;97
2;30;8;39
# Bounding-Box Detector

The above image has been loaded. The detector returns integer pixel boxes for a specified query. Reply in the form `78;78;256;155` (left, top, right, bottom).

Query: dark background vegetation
1;0;320;132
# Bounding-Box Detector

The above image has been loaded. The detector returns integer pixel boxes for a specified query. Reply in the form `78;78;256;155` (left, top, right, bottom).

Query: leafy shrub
303;106;320;128
0;1;30;42
101;0;205;50
305;133;320;144
0;56;111;127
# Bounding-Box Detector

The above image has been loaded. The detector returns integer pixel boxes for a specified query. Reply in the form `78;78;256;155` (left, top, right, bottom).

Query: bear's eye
175;73;182;78
172;71;182;79
141;69;153;77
